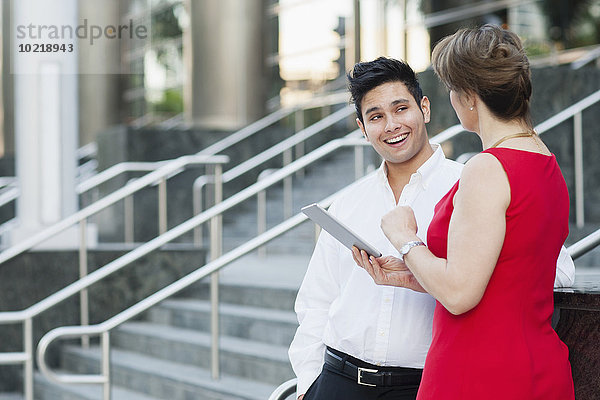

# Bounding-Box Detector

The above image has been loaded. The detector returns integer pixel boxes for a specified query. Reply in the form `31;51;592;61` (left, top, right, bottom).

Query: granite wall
0;246;206;392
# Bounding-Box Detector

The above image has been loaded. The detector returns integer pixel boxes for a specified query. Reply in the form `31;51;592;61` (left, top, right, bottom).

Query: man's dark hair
347;57;423;124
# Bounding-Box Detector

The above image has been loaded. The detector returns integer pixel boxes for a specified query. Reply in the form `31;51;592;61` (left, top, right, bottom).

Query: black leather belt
324;348;422;387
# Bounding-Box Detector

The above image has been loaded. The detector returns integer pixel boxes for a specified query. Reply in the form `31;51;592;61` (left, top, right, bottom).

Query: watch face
399;241;424;261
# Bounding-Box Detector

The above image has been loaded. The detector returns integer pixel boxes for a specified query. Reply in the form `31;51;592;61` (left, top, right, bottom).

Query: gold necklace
489;130;539;149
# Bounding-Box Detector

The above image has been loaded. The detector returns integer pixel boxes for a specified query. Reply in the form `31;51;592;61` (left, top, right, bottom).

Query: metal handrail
192;106;355;236
430;124;464;144
0;186;19;209
568;228;600;260
33;137;371;398
76;142;98;161
75;161;171;194
535;89;600;228
220;106;353;182
268;379;298;400
0;90;348;400
71;91;349;217
0;154;227;264
0;154;227;400
196;90;349;157
433;89;600;229
534;90;600;133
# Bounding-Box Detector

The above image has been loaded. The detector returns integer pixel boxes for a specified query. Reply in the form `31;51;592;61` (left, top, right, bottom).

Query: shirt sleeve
288;205;343;396
554;245;575;288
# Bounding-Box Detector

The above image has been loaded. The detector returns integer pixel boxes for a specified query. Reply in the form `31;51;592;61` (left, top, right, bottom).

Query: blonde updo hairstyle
431;24;533;129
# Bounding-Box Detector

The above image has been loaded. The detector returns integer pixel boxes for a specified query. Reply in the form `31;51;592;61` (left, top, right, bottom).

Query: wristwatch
398;241;425;262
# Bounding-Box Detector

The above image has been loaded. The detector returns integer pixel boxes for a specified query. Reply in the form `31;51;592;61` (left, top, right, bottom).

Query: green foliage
151;88;183;114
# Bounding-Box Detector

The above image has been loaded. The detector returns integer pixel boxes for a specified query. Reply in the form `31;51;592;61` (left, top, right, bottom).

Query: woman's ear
462;90;477;111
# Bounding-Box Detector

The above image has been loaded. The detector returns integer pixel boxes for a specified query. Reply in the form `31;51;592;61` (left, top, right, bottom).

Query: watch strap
399;241;425;261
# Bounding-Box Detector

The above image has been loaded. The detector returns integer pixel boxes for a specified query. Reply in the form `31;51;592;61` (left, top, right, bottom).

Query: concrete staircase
33;267;303;399
30;146;370;399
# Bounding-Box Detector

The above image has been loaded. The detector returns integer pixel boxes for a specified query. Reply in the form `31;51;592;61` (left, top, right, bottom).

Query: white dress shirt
288;144;575;396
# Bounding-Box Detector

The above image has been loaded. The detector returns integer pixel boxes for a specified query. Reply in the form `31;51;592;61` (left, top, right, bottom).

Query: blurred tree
152;88;184;114
420;0;506;51
543;0;600;48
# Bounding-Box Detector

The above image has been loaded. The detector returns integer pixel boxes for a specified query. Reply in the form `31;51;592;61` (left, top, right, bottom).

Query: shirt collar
376;143;447;190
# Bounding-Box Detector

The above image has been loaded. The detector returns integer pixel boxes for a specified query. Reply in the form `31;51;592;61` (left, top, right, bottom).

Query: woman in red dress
353;25;575;399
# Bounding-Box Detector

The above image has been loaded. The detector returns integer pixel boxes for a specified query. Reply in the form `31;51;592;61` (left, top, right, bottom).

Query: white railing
0;154;228;400
534;89;600;228
193;106;355;245
30;137;371;400
268;378;298;400
436;88;600;228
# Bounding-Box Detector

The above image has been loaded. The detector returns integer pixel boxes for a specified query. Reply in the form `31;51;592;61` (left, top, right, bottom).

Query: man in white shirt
288;57;575;400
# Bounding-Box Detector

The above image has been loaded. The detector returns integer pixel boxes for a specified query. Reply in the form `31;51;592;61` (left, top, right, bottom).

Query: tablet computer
301;203;382;257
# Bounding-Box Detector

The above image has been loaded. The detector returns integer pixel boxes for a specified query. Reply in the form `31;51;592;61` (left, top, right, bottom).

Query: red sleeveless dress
417;148;574;400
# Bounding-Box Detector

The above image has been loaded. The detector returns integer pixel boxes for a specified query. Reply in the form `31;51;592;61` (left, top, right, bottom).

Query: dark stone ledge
554;271;600;400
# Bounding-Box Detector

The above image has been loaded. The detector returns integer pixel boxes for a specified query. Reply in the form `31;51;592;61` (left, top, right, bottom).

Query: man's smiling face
357;81;432;168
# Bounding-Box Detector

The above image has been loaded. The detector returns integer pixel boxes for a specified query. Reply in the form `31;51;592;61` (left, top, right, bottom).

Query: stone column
11;0;79;247
184;0;266;130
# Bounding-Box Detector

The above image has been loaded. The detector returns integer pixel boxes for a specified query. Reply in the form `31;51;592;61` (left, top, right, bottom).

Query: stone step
147;299;298;346
34;373;162;400
62;322;294;386
58;346;277;400
183;281;299;311
0;393;23;400
181;254;306;310
109;322;294;385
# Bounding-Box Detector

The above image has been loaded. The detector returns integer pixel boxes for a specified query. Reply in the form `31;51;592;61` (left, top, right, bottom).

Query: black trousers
303;349;421;400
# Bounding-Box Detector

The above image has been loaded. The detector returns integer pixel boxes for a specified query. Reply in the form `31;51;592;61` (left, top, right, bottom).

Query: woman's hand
352;247;426;292
380;206;419;249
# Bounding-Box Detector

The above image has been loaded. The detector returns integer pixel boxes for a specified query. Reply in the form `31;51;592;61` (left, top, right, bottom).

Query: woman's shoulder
461;152;505;181
458;152;511;205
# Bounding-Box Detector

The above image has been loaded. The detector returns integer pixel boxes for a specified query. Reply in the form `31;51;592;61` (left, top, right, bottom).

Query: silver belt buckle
357;367;378;387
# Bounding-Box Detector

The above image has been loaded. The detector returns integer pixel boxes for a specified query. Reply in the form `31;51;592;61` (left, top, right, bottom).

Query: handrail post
79;219;90;348
283;149;293;219
24;318;33;400
295;109;305;178
574;111;585;228
354;144;364;180
210;164;223;379
158;178;168;235
124;178;136;244
257;189;267;258
101;331;111;400
193;182;203;247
